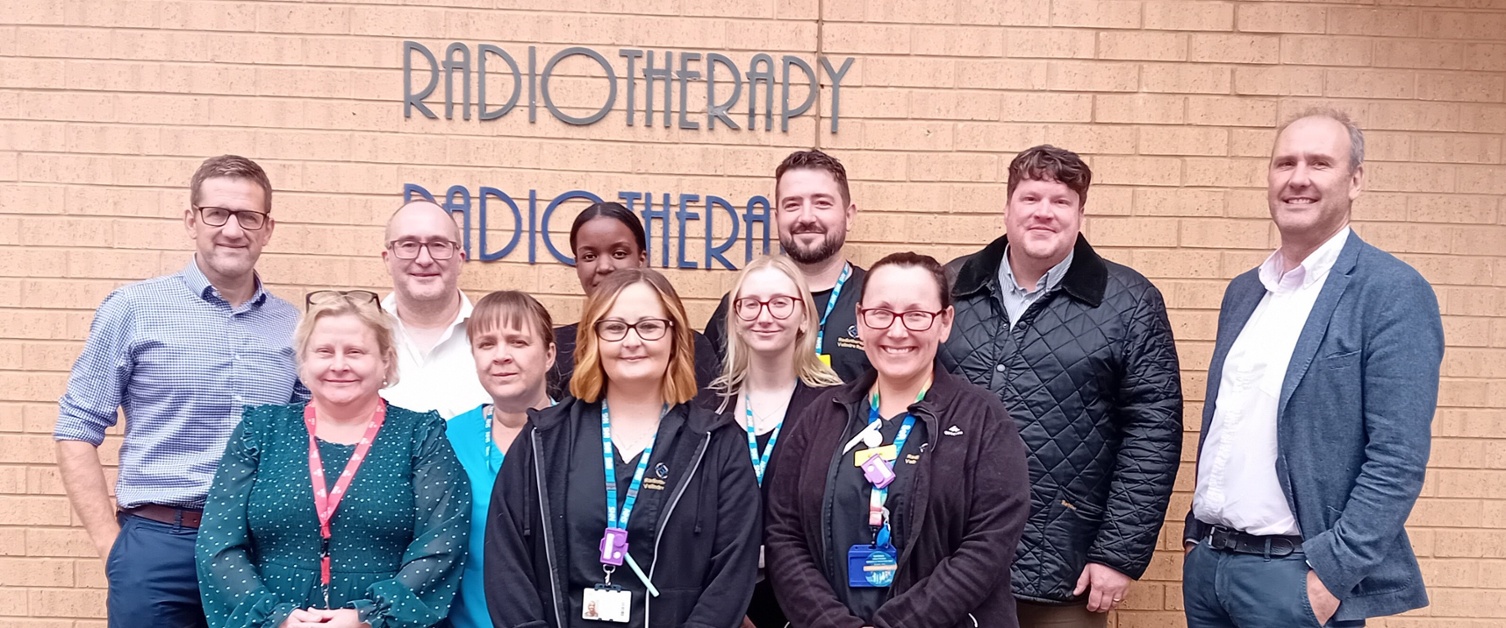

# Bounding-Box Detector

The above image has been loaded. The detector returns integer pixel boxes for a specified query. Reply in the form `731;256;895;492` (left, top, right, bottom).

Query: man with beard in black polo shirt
704;149;871;382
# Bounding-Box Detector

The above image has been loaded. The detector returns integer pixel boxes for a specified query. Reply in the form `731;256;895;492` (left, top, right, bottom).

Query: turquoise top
196;402;470;628
445;404;505;628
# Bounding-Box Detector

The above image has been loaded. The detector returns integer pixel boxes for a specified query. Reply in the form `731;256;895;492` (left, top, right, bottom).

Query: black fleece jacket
484;397;761;628
764;365;1031;628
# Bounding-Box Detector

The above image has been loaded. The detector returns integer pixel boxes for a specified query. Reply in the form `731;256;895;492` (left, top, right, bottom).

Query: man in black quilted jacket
939;145;1183;628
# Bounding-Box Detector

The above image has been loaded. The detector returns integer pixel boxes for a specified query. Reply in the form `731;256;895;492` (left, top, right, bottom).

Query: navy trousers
106;513;209;628
1183;540;1365;628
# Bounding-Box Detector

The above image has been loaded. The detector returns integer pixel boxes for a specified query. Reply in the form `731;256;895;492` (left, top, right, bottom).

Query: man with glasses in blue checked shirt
54;155;307;628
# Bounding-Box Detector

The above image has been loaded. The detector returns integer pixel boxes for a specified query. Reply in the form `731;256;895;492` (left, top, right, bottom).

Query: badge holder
583;565;632;623
848;516;898;588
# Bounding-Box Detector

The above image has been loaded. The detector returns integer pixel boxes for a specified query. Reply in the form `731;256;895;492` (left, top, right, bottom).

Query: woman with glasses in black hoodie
764;252;1032;628
485;268;761;628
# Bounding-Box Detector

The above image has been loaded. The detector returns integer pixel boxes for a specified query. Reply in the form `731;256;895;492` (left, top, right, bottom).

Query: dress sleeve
196;406;300;628
348;412;472;628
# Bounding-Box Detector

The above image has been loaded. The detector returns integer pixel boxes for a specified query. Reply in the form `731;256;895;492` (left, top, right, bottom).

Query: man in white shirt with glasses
379;200;489;417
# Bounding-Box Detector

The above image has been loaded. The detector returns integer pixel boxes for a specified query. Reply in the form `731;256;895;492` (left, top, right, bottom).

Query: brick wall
3;0;1503;625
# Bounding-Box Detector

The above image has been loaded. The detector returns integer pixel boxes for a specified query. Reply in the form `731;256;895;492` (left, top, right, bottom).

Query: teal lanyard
814;263;852;352
601;401;666;532
483;398;555;474
744;392;783;486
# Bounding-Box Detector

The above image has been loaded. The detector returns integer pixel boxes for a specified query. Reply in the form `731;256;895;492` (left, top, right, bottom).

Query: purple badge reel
599;527;629;566
861;454;896;488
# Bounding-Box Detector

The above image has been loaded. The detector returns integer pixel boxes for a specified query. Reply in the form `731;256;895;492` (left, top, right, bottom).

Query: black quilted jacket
939;234;1183;603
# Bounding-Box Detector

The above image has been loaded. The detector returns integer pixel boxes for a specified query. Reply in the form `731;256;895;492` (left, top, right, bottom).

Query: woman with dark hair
764;252;1032;628
549;202;721;399
446;291;558;628
485;268;761;628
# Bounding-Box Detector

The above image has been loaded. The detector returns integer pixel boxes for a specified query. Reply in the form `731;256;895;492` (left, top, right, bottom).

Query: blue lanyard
744;392;783;486
864;384;928;537
483;398;555;474
814;263;852;352
601;401;664;532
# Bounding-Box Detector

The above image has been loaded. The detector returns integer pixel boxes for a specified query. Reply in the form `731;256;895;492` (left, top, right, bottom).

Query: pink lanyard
304;401;387;602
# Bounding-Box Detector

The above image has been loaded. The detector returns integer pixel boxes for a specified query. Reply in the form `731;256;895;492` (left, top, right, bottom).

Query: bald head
386;200;462;243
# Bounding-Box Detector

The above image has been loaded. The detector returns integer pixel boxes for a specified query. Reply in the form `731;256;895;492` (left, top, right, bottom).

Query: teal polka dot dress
196;402;471;627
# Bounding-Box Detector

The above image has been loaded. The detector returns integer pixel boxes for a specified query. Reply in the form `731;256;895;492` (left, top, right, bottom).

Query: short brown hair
775;149;851;206
860;251;952;310
570;268;698;405
467;290;555;349
190;155;273;212
1006;145;1091;208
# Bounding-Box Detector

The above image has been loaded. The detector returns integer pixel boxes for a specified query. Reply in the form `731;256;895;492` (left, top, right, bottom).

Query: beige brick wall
2;0;1503;625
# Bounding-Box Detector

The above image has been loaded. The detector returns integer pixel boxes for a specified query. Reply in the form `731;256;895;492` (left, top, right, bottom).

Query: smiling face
776;168;854;266
1004;177;1082;271
471;321;555;407
185;177;274;285
598;282;673;389
1268;116;1363;246
383;202;465;306
302;313;391;408
857;264;953;385
734;266;807;357
574;216;648;293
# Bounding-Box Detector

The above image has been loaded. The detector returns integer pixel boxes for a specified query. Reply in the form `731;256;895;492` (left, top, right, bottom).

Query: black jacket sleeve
683;427;763;628
485;427;551;628
765;409;866;628
693;331;724;391
1088;284;1183;578
702;295;731;361
870;398;1031;628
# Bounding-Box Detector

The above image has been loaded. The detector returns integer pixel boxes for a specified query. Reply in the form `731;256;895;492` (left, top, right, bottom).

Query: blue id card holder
847;543;898;588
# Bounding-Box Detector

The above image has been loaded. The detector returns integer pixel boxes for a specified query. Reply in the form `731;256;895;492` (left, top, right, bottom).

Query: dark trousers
107;513;209;628
1183;540;1365;628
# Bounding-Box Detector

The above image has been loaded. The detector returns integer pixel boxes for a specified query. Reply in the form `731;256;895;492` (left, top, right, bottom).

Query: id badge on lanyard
587;402;665;622
305;402;387;609
847;385;925;589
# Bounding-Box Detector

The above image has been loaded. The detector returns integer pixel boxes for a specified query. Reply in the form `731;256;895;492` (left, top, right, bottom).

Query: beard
781;228;845;265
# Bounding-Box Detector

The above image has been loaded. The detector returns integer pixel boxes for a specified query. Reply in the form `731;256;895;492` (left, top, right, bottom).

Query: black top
549;323;723;400
703;265;871;383
563;411;687;627
825;397;928;621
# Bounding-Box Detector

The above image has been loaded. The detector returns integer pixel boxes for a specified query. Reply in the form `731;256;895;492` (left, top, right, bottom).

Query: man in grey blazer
1182;109;1444;628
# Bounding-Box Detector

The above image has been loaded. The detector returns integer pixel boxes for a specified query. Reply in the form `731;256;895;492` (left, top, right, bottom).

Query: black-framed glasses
387;239;459;260
858;307;945;332
306;290;381;310
733;295;800;321
594;318;673;342
194;205;269;230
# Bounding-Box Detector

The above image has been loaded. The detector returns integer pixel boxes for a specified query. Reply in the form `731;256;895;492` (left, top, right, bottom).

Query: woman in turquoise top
446;290;557;628
197;290;471;628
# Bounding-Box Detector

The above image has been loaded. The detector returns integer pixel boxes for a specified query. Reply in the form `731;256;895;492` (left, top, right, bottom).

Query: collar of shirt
999;244;1075;298
1257;226;1351;295
382;290;475;355
181;256;269;308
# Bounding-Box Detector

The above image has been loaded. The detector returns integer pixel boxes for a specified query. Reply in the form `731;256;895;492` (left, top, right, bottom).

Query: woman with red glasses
764;252;1031;628
698;254;843;628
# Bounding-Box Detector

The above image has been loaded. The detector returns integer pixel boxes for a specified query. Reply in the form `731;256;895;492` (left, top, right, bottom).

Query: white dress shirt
997;245;1074;326
1193;227;1351;536
379;291;491;419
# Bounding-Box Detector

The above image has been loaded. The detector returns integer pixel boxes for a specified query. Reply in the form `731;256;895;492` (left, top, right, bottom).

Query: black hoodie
484;396;761;628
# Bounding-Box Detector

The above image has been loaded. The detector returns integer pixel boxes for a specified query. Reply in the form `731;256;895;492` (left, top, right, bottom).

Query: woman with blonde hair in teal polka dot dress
196;291;471;628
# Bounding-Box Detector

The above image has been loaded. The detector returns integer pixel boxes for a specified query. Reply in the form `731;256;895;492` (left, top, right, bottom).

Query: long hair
708;255;842;411
569;268;698;405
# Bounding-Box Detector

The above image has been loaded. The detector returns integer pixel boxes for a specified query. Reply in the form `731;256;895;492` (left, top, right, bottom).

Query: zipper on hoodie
532;430;568;625
643;431;711;626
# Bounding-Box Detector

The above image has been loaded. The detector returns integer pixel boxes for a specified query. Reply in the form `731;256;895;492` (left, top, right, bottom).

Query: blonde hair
293;294;401;388
709;255;842;409
570;268;698;405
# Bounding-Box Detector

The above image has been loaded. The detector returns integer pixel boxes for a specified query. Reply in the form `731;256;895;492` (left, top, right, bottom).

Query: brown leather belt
122;505;203;529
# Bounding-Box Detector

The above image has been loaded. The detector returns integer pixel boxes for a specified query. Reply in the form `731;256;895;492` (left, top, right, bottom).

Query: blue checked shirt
54;259;307;510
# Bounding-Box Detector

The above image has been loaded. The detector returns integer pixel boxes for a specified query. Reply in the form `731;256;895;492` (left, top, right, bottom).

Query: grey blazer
1183;233;1443;621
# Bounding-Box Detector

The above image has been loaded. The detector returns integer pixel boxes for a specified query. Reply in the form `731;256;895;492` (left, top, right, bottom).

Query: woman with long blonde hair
700;254;842;628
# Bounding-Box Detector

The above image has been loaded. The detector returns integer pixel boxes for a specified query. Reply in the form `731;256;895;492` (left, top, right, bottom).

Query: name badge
852;445;897;466
583;585;632;623
847;544;898;588
817;353;832;367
